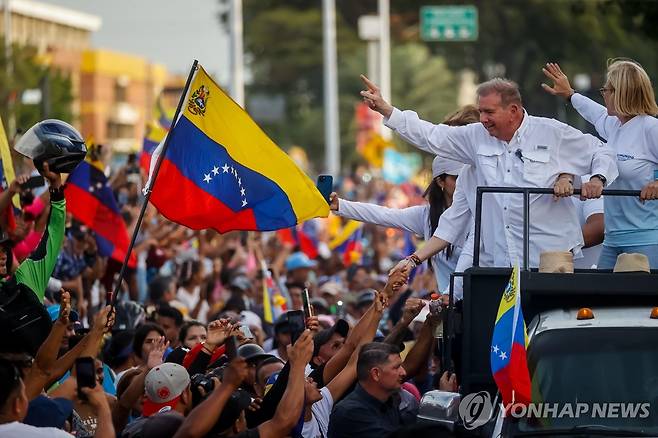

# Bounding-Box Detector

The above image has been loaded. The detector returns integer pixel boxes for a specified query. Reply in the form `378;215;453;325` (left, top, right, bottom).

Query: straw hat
613;253;650;273
538;251;574;273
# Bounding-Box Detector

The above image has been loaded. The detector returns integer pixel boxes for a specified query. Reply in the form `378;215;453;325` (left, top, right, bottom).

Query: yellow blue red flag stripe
490;264;531;405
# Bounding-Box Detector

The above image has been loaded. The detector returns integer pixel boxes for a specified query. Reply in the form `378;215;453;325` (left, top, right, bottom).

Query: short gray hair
477;78;522;107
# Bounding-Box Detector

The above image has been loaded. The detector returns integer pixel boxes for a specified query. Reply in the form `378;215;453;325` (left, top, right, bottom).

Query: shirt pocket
522;148;551;185
476;153;498;182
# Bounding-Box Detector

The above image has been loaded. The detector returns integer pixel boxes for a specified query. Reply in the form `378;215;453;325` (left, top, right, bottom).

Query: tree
219;1;459;168
0;44;73;138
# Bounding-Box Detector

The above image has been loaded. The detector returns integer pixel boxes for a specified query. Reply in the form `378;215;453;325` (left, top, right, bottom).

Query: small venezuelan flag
148;65;329;232
329;220;363;266
490;264;531;405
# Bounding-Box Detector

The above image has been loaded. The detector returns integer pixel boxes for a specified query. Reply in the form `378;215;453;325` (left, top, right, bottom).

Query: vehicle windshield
515;327;658;435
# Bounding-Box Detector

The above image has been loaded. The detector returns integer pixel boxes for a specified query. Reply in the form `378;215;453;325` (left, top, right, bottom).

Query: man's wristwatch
590;174;607;187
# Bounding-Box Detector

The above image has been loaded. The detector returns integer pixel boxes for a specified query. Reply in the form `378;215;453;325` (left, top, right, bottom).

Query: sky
38;0;230;82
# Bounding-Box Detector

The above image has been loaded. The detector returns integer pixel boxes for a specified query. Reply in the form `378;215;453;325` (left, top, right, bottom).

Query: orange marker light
576;308;594;320
650;308;658;319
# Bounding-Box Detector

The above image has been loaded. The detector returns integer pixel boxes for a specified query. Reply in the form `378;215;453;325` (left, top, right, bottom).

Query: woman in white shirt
332;156;462;293
542;60;658;268
176;259;210;322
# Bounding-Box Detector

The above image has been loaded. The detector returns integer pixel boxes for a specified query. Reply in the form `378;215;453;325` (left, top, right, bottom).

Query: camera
190;366;226;406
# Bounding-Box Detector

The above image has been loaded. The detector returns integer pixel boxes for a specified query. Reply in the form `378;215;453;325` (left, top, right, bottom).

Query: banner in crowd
490;264;531;405
65;160;137;268
148;65;329;233
382;149;422;184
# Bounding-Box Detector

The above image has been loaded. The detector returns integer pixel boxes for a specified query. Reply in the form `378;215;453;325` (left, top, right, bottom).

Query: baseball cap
431;156;463;179
313;318;350;356
238;343;273;364
24;395;73;429
47;304;79;322
143;363;191;416
285;251;317;271
319;281;343;296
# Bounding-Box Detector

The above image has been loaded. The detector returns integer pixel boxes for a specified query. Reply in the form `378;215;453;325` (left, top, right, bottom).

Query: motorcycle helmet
14;119;87;173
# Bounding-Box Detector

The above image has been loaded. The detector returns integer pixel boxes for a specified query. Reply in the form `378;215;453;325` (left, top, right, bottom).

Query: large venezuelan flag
149;66;329;232
490;264;531;405
65;161;136;268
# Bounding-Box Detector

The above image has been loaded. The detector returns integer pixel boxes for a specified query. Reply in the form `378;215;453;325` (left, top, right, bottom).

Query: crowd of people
0;57;656;437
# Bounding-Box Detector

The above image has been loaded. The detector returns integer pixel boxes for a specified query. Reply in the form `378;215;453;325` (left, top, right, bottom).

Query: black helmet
15;119;87;173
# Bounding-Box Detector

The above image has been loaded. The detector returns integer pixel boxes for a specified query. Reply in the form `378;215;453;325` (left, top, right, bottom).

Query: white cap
432;156;463;179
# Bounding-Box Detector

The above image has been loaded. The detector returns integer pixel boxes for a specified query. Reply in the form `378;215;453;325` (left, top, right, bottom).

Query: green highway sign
420;5;478;42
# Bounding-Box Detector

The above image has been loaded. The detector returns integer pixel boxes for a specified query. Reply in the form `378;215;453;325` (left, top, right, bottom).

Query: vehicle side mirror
417;390;461;430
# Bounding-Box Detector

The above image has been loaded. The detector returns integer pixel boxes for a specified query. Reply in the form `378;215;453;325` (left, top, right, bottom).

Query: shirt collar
354;384;395;410
511;109;530;144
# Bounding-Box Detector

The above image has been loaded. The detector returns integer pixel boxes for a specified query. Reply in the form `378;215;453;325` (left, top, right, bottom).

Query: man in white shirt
360;75;618;268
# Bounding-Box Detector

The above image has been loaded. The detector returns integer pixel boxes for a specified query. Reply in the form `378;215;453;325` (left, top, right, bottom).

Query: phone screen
225;336;239;361
75;357;96;400
316;175;333;204
302;288;313;319
287;310;306;345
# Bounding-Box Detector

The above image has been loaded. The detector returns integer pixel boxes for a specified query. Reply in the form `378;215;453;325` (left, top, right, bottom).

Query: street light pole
378;0;391;139
229;0;244;107
322;0;340;175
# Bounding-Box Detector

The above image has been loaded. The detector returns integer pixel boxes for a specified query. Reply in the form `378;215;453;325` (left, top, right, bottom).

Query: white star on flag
222;164;229;173
212;165;220;176
203;173;212;183
499;351;507;360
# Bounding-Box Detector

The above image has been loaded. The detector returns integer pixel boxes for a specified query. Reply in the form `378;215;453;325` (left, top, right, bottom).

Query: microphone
515;149;524;162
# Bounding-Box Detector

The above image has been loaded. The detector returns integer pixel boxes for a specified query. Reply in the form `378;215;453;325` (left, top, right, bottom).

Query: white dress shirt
385;108;618;267
335;199;462;292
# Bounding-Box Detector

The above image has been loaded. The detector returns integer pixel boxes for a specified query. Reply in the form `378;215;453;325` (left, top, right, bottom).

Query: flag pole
107;59;199;306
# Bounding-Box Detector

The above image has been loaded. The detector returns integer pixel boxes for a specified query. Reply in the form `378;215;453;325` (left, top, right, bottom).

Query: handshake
385;254;421;295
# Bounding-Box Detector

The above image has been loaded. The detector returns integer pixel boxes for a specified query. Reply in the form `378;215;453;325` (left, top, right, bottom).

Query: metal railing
472;187;642;271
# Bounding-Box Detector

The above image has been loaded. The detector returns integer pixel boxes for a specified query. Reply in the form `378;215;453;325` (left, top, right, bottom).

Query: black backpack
0;277;52;356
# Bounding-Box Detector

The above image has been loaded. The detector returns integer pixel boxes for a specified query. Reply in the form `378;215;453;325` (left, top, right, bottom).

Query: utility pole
4;0;14;139
378;0;391;139
322;0;340;175
229;0;244;107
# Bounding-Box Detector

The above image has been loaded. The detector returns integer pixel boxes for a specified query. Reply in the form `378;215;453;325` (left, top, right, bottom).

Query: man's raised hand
360;75;394;118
